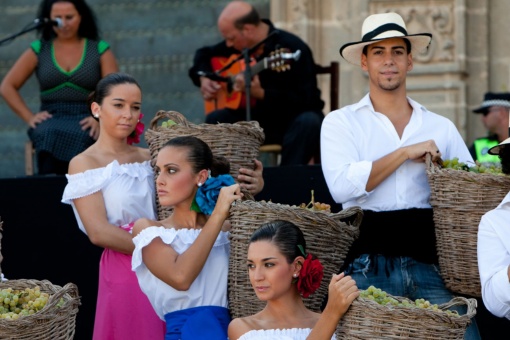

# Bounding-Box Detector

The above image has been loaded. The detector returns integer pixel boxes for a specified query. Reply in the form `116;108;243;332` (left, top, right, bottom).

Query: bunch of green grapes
441;157;470;171
359;285;459;317
441;158;504;175
160;119;177;128
0;286;52;320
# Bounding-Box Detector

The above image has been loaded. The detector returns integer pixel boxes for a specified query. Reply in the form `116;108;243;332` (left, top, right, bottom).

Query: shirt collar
353;93;427;115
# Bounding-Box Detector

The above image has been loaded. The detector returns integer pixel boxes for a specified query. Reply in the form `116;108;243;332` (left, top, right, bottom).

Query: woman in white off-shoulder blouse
131;135;242;340
228;221;360;340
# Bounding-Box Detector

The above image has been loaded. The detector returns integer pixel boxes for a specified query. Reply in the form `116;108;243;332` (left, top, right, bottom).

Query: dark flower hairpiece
191;174;235;215
296;253;324;298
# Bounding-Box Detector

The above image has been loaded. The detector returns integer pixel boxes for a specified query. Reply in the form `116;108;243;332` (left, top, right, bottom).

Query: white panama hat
339;12;432;66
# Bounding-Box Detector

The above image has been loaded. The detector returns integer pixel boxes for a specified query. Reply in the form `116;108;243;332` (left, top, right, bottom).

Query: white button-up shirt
320;94;473;211
478;192;510;319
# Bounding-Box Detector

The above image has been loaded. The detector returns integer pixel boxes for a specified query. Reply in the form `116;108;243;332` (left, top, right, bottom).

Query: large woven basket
336;294;477;339
426;156;510;297
0;279;80;340
228;200;363;319
145;110;265;219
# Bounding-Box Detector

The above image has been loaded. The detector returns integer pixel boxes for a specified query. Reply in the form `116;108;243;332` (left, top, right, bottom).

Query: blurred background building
0;0;508;178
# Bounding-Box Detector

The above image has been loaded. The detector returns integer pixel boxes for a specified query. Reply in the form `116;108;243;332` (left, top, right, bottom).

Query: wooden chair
259;61;340;166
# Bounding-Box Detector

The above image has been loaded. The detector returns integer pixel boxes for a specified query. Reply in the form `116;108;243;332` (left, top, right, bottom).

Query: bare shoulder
228;317;256;340
132;217;159;236
68;149;102;175
138;147;152;162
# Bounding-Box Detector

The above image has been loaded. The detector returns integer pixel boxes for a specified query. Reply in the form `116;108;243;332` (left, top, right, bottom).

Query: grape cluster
297;190;331;212
160;119;177;128
0;286;58;320
299;201;331;212
441;158;504;175
359;285;459;317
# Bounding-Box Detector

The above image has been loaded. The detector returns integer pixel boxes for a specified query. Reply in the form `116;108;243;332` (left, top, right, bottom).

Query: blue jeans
344;254;480;340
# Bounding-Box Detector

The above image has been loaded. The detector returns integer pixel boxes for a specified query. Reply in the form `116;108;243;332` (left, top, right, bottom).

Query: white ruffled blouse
132;226;230;320
61;160;156;234
238;328;336;340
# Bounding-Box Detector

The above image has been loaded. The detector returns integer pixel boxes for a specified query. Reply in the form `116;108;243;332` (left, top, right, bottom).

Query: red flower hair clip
296;253;324;298
127;113;145;145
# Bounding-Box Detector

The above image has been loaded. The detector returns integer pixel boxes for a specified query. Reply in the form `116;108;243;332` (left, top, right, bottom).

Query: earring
293;273;298;278
198;182;202;187
94;114;99;118
137;119;140;123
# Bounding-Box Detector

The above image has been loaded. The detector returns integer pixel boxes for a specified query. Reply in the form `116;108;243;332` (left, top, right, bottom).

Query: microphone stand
242;47;252;121
0;20;43;47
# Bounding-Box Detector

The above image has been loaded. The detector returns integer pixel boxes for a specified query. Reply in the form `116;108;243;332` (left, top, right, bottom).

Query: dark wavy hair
37;0;99;40
249;220;307;264
162;136;230;177
87;72;141;120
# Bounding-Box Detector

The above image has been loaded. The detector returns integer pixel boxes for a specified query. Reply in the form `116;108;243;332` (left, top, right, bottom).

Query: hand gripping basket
227;200;363;319
145;110;265;219
426;155;510;297
336;294;477;339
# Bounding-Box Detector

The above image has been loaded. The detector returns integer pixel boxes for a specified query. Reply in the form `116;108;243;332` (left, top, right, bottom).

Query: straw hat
339;12;432;66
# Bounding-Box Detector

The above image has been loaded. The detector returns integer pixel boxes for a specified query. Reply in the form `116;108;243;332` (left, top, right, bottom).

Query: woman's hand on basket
323;272;360;318
403;140;442;163
238;159;264;196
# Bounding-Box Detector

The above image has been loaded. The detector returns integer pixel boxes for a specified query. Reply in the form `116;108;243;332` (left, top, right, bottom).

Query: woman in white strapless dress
228;221;360;340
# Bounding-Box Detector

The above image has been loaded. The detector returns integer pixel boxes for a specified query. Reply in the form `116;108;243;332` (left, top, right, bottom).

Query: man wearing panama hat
321;12;480;339
469;92;510;163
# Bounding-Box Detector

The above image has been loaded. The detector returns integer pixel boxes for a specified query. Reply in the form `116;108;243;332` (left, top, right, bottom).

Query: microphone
33;18;63;28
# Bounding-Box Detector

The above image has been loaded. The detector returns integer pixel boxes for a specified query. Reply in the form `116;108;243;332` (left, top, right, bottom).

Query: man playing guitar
188;0;324;166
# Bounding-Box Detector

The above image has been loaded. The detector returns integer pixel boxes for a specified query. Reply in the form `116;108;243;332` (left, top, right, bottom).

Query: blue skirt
164;305;230;340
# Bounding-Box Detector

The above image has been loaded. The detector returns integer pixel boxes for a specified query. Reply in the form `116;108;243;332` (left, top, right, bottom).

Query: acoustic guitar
203;48;301;115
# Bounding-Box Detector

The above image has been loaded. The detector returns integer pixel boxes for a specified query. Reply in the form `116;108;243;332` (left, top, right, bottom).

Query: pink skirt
93;248;166;340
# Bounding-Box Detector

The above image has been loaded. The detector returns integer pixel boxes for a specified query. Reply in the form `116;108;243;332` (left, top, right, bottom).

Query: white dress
132;226;230;319
61;160;157;234
238;328;336;340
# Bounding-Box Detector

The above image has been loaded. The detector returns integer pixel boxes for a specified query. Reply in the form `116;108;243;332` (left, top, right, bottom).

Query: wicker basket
336;294;477;339
228;200;363;319
426;156;510;297
145;110;265;219
0;279;80;340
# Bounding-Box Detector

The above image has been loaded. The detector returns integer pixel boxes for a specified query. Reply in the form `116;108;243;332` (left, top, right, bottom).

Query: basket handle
442;296;477;319
149;110;191;130
332;206;364;228
425;152;439;173
42;282;81;312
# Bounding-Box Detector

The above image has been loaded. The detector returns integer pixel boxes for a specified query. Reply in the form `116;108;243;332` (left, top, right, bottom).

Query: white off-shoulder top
132;226;230;320
238;328;336;340
61;160;156;234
